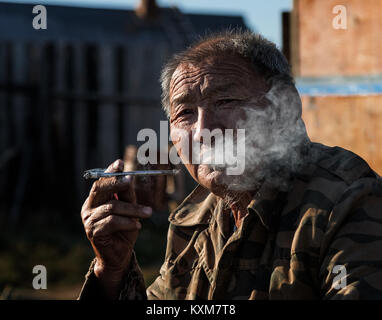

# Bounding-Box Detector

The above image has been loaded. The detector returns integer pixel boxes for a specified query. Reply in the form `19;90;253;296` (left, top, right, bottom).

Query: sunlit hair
160;29;293;118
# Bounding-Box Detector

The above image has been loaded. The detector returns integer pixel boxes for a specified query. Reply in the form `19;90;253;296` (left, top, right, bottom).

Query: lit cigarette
83;168;180;180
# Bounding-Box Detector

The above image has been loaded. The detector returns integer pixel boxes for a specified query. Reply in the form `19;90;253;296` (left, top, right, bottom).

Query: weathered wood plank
0;43;7;154
73;43;88;200
11;42;26;146
54;40;68;148
98;45;119;167
302;95;382;175
293;0;382;76
9;42;29;224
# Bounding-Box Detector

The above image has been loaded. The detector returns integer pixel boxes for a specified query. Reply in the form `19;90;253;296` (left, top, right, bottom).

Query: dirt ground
0;209;168;300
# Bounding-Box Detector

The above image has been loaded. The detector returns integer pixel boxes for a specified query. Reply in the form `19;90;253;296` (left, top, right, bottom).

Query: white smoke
217;78;311;192
167;78;312;193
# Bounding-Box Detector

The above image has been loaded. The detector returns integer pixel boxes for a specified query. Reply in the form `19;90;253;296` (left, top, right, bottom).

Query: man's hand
81;159;152;298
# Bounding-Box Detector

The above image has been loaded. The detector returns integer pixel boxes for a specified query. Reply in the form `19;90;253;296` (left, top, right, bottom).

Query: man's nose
192;108;215;144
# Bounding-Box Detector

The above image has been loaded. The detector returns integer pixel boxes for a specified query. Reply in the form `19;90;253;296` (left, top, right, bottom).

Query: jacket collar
169;182;287;232
247;183;287;232
168;184;218;227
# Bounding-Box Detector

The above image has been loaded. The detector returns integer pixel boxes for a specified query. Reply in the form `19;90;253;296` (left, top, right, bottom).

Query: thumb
116;162;137;204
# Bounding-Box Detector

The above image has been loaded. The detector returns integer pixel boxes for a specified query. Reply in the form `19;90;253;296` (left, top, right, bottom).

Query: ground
0;209;168;300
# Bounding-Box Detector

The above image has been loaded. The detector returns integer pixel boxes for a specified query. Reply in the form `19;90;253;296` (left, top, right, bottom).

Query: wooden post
73;43;88;201
98;45;119;166
0;42;8;215
290;0;300;77
9;42;29;225
282;11;291;64
0;43;7;154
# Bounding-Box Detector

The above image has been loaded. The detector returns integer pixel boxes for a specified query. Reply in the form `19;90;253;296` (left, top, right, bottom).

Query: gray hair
160;30;294;117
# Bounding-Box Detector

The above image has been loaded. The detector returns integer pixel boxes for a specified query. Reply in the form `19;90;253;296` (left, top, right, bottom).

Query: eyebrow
170;82;248;108
171;92;196;106
200;83;240;97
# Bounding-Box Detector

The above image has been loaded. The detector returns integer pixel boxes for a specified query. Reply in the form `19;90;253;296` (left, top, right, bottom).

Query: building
0;0;248;223
288;0;382;177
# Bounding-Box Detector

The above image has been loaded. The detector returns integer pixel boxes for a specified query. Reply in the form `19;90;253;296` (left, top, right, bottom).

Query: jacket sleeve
78;251;147;300
146;223;182;300
320;176;382;299
146;260;171;300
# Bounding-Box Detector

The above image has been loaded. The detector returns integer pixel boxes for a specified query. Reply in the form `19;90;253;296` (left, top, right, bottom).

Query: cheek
171;130;199;181
223;108;247;128
210;107;245;130
170;125;192;161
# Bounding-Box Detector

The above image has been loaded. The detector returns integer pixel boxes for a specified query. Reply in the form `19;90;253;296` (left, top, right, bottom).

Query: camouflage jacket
79;143;382;300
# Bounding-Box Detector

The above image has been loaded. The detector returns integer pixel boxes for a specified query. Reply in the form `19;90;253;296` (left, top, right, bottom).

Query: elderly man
78;31;382;300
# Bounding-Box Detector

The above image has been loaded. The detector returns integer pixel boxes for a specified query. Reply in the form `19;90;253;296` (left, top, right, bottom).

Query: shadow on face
168;54;271;197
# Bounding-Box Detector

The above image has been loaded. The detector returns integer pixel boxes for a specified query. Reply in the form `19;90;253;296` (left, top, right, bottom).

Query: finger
90;215;141;239
88;174;135;208
85;159;124;208
81;196;90;213
117;174;136;204
81;196;91;221
90;200;152;222
104;159;124;173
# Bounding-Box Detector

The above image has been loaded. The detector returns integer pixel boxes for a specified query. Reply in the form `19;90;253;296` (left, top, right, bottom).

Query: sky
4;0;292;47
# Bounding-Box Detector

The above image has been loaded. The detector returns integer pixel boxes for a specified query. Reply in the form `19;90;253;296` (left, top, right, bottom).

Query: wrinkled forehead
169;55;268;101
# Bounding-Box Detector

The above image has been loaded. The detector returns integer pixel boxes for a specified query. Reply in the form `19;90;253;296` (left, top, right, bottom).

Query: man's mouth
209;164;225;172
208;163;240;173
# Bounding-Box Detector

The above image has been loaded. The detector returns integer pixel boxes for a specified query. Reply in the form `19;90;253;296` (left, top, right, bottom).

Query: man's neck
225;191;254;229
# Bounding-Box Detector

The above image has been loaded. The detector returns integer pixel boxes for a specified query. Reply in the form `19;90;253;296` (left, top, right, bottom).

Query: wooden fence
0;40;197;224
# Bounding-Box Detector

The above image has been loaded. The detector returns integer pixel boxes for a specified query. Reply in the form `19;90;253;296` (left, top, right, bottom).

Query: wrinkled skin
80;54;271;298
169;54;270;218
81;159;153;298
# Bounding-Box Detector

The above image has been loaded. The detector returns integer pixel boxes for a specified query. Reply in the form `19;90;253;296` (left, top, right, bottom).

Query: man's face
169;54;270;196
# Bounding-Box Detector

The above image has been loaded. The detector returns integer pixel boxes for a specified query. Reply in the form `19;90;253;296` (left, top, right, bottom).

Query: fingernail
143;207;152;215
121;175;132;183
112;160;120;169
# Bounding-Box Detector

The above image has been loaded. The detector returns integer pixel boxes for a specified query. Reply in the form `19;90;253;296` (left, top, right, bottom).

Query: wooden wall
301;95;382;174
0;40;172;222
292;0;382;77
291;0;382;175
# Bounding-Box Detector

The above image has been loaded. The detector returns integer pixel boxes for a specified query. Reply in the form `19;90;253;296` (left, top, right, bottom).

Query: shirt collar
247;183;287;232
169;182;287;232
168;184;218;227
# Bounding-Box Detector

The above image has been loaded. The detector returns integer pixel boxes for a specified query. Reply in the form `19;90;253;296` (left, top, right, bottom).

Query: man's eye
178;109;194;117
216;99;238;107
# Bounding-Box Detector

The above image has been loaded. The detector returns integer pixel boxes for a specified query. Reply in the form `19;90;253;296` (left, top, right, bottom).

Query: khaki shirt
79;143;382;300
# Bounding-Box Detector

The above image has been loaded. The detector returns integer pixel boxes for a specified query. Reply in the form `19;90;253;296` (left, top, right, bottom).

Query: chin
195;165;230;196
